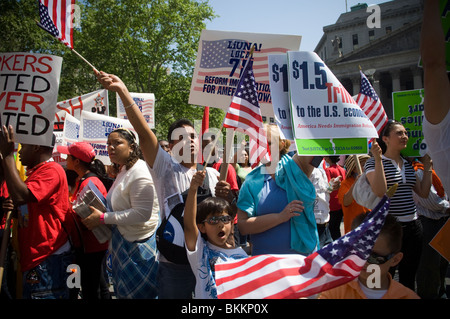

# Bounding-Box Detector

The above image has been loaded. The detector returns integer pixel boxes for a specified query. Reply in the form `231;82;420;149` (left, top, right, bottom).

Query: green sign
392;89;426;157
295;138;368;155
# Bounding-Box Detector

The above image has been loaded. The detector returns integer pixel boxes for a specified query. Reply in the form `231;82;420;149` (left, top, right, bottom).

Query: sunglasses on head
367;251;396;265
202;215;232;225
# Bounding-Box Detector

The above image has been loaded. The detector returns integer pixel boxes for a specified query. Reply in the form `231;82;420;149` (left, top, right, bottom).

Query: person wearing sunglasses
320;213;419;299
184;170;247;299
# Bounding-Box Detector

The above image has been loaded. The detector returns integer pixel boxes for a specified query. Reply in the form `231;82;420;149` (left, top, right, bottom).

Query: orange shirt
319;275;420;299
338;176;370;233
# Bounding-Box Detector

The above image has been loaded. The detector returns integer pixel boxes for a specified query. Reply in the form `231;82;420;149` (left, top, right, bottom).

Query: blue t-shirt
250;175;298;255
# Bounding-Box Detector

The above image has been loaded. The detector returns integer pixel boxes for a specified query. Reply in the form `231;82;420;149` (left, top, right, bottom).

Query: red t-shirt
325;164;346;212
18;161;72;271
0;181;10;230
71;175;109;253
212;160;239;191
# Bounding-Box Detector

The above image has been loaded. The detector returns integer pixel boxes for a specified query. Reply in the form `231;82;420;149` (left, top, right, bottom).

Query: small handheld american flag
222;51;270;168
355;70;388;135
37;0;98;71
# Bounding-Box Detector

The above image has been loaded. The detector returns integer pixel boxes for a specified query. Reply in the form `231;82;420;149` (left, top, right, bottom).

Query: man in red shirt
0;125;75;299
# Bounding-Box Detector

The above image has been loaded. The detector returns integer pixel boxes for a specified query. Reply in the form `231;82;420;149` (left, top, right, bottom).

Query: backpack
156;168;211;264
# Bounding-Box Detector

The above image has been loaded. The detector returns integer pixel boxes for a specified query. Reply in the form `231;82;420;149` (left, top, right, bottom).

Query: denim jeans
22;251;74;299
157;261;196;299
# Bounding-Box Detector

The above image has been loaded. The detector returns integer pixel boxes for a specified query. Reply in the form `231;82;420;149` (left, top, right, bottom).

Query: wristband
99;213;105;224
124;102;135;109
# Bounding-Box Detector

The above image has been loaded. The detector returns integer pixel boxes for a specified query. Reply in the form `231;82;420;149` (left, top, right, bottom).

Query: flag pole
35;19;98;72
70;48;98;73
202;47;256;176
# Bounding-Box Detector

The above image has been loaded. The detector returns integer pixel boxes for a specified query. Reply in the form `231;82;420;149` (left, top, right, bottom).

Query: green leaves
1;0;221;140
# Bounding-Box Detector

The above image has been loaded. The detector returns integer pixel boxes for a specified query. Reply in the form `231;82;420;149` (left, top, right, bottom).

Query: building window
386;26;392;34
352;34;359;50
369;30;375;41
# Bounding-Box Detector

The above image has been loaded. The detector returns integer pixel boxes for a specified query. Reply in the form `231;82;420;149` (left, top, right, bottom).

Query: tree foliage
0;0;224;140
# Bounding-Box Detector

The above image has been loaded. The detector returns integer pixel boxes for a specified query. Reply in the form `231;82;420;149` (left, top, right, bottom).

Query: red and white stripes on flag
215;195;391;299
355;70;388;135
38;0;75;49
223;58;270;168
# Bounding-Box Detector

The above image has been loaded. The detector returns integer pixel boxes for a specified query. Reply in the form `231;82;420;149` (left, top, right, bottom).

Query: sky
204;0;392;52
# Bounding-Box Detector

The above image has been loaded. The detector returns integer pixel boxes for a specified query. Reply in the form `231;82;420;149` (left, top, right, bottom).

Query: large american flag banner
355;70;388;135
223;58;270;168
37;0;75;49
215;195;391;299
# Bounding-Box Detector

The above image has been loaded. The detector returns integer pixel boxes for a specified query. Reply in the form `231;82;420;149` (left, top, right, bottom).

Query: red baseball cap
57;142;96;163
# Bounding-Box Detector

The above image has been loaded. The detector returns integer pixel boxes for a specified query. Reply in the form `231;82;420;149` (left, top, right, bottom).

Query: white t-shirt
423;110;450;193
186;232;248;299
150;147;220;220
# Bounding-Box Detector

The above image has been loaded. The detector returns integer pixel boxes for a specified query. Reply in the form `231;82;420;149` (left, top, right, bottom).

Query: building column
413;68;423;89
391;70;401;92
372;72;381;97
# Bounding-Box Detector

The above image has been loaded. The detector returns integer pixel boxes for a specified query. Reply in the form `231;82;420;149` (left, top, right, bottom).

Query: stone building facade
314;0;423;119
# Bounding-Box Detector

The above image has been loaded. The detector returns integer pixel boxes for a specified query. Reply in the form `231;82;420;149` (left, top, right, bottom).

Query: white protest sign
52;113;81;166
55;89;109;122
268;54;293;140
116;92;155;129
62;113;80;144
0;52;62;146
79;111;138;165
287;51;378;155
189;30;302;119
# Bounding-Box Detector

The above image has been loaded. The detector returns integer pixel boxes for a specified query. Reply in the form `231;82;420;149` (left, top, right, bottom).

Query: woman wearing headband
82;127;160;299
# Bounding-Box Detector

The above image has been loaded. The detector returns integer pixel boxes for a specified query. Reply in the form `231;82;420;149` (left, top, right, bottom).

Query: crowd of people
0;0;448;300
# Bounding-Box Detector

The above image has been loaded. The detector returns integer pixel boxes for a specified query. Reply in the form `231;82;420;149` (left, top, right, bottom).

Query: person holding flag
95;70;233;299
364;120;433;291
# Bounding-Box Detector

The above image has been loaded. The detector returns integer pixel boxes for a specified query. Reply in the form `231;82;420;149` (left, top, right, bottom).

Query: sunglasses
202;215;232;225
367;252;395;265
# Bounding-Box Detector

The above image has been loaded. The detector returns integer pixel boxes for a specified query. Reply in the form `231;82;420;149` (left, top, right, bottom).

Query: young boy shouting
184;171;248;299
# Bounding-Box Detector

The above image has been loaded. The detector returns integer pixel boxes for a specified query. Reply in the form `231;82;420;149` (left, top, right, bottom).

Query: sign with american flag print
116;92;155;129
79;111;138;165
189;30;301;119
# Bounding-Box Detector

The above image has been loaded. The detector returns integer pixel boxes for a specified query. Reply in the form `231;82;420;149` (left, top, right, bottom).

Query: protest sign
79;111;138;165
0;52;62;146
55;89;109;122
52;113;81;166
62;113;80;144
287;51;378;155
189;30;302;119
116;92;155;129
268;54;293;140
392;89;426;157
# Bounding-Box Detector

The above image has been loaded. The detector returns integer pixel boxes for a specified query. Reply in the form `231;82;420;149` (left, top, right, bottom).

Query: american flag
355;70;388;135
215;195;391;299
222;58;270;168
37;0;75;49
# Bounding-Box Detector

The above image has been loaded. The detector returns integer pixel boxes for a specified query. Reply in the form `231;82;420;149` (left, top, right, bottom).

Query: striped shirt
364;156;417;222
